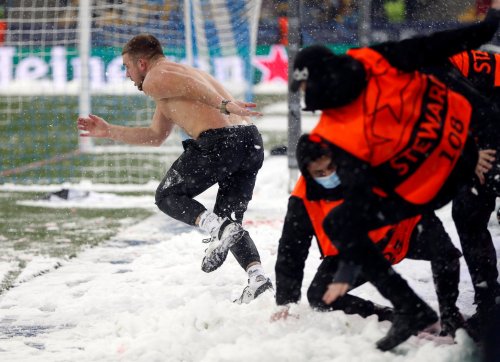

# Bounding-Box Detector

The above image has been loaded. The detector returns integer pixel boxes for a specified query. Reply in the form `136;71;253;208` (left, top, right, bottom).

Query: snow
1;155;498;361
17;191;156;210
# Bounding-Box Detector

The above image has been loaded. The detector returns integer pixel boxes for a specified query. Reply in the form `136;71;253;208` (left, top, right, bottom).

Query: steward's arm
275;196;315;306
372;8;500;72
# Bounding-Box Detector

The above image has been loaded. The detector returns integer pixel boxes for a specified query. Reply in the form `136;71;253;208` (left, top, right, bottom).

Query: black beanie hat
290;45;367;111
296;133;332;174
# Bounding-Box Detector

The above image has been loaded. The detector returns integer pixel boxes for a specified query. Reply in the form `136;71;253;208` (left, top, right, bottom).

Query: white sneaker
201;219;244;273
234;275;274;304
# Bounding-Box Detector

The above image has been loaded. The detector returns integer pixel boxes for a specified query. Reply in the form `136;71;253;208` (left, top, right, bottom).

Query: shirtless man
77;34;273;303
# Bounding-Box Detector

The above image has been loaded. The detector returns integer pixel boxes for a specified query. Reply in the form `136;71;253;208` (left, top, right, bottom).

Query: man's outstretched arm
77;107;174;146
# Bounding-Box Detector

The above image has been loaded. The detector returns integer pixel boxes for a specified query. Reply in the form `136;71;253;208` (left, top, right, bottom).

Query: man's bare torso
143;60;250;139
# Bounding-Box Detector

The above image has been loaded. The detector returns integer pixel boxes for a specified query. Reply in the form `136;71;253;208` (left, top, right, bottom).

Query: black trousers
452;183;499;309
308;212;461;317
155;125;264;269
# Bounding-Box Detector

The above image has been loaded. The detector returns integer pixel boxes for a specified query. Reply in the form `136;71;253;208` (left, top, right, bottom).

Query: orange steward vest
449;49;500;88
291;176;421;264
311;48;473;205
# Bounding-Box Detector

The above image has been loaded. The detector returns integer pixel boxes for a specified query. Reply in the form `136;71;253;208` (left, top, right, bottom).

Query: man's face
123;53;145;91
307;155;336;178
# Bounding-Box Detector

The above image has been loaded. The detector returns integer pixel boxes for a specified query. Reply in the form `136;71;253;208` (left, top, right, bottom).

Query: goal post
78;0;92;154
0;0;262;185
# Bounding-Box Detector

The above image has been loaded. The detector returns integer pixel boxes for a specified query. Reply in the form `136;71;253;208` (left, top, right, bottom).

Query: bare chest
157;99;231;137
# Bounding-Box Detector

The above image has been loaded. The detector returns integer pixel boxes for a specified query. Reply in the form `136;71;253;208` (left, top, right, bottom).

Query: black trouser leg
307;258;373;313
431;256;461;316
322;202;428;313
407;213;462;318
155;141;221;225
452;185;499;308
230;231;261;270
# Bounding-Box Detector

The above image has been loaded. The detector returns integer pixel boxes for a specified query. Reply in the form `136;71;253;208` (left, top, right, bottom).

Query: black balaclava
290;45;367;111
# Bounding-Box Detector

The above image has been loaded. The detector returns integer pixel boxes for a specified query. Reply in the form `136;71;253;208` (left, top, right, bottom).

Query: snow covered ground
0;153;499;362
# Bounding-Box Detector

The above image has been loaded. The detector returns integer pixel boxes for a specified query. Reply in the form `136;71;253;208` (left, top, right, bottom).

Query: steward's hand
475;149;496;185
77;114;111;138
322;282;350;305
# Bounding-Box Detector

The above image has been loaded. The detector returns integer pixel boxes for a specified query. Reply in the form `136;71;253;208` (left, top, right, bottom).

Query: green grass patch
0;191;154;292
0;95;158;184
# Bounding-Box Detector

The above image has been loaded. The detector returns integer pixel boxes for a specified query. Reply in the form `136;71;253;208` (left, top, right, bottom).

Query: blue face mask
314;172;341;189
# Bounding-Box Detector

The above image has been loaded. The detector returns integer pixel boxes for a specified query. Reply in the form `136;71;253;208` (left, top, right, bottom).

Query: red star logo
253;45;289;83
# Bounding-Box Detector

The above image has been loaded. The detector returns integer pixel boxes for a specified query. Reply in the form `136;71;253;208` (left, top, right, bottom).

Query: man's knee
155;184;176;215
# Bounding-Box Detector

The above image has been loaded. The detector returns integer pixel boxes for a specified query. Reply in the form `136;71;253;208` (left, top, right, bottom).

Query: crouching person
272;134;464;338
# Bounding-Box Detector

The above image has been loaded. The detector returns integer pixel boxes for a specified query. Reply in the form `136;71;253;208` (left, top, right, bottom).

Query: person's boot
439;305;466;337
376;303;438;351
431;251;464;337
466;283;500;341
338;233;437;350
465;302;500;342
234;275;274;304
361;257;438;350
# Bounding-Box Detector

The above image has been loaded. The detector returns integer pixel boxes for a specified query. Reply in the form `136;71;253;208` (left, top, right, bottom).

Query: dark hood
295;133;343;201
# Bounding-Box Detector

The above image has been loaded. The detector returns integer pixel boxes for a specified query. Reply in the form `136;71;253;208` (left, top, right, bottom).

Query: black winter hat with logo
290;45;367;111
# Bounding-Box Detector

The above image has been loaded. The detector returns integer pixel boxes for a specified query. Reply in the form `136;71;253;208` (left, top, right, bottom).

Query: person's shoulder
144;61;181;86
151;60;182;74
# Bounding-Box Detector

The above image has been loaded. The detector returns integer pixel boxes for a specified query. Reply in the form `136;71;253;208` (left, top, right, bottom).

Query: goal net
0;0;261;186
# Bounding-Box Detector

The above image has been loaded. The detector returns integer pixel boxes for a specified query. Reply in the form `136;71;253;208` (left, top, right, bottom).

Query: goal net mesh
0;0;260;185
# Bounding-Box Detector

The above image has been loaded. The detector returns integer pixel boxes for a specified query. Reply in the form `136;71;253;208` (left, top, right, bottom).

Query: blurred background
0;0;497;186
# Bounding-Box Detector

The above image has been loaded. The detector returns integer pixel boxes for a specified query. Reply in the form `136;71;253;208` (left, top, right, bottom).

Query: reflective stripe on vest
312;47;472;205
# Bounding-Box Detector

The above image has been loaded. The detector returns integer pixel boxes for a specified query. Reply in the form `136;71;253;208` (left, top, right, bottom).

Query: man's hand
77;114;111;138
475;149;496;185
270;305;299;322
227;101;263;117
322;282;350;305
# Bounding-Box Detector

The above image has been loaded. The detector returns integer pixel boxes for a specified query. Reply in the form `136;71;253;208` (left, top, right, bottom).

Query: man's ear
137;58;147;71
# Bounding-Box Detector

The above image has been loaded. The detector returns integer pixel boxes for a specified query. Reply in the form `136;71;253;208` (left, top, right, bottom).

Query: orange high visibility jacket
291;176;421;264
311;47;473;205
449;49;500;89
